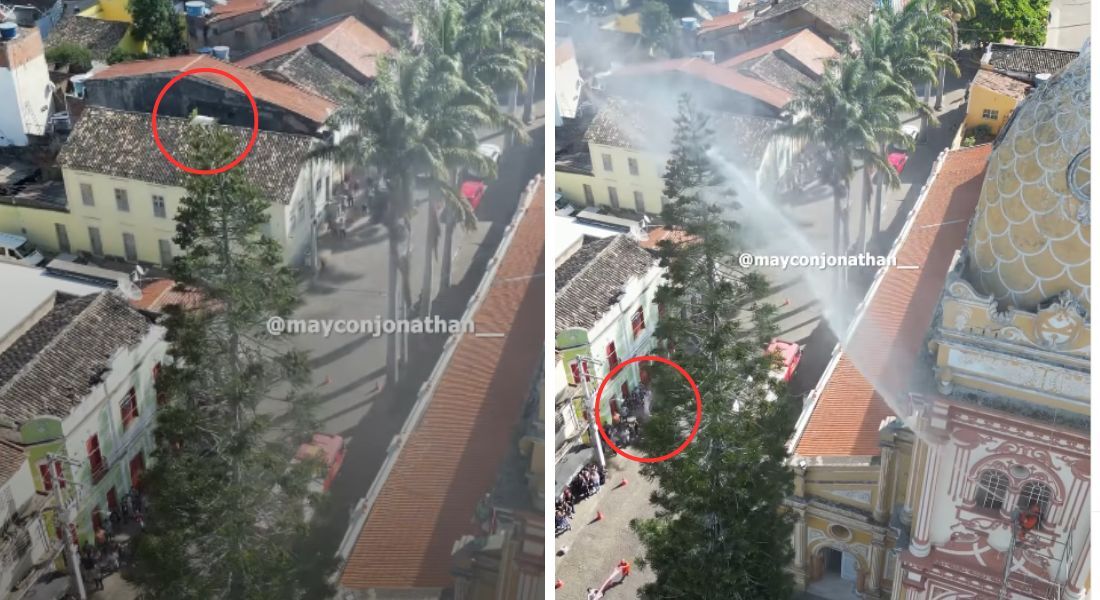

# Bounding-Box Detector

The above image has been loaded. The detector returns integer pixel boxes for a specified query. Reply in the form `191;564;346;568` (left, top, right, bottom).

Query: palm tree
412;0;497;317
933;0;976;109
434;0;543;293
310;49;489;386
779;57;912;277
851;1;947;239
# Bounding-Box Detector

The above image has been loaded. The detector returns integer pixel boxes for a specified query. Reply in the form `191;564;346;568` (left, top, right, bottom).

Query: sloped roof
556;235;657;331
986;43;1079;77
88;55;334;124
720;28;837;76
582;97;784;167
608;57;792;110
746;0;873;36
0;293;152;425
46;16;128;61
58;107;315;204
0;441;26;487
699;7;755;33
793;145;991;457
971;69;1032;100
339;182;545;591
235;16;391;82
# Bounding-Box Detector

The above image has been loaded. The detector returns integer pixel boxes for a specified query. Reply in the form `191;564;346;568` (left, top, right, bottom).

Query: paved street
556;455;657;599
1046;0;1090;51
747;69;972;398
258;101;545;564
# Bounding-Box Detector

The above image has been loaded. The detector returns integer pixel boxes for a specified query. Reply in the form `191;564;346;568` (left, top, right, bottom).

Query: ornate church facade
787;44;1090;600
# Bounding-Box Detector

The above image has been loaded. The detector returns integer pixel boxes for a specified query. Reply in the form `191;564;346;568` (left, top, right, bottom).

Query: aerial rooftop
555;235;658;332
791;145;991;458
58;106;316;204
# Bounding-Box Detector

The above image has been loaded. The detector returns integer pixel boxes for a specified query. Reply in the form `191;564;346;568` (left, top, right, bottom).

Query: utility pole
47;453;86;600
575;355;606;470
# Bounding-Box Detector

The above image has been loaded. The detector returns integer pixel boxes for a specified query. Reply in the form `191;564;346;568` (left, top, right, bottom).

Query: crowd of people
555;463;605;535
79;489;146;592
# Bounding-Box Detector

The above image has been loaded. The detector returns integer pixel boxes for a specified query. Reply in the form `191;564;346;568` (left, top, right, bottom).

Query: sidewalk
555;456;656;598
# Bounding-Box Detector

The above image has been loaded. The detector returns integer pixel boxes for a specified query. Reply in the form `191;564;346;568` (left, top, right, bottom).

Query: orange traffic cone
555;580;564;589
618;478;628;488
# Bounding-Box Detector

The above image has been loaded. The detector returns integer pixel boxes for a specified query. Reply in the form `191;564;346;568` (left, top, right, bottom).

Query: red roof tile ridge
790;145;991;457
719;28;836;72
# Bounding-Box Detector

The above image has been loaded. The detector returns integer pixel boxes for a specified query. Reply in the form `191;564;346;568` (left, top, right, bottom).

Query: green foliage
106;47;149;64
964;123;995;145
45;43;92;73
960;0;1050;46
640;0;677;56
129;0;187;56
962;135;977;147
132;123;329;600
631;95;796;600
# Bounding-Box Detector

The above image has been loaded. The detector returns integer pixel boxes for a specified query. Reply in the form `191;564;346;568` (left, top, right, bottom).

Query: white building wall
0;30;51;146
56;317;167;536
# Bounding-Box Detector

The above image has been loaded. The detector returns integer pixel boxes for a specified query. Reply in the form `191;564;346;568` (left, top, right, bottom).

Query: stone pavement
555;455;656;599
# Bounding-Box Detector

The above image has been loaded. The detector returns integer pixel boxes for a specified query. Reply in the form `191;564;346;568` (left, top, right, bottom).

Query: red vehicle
767;339;802;383
888;151;909;174
461;180;487;210
294;433;347;493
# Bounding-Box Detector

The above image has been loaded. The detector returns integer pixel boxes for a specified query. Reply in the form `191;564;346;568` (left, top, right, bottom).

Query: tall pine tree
631;95;798;599
133;122;331;599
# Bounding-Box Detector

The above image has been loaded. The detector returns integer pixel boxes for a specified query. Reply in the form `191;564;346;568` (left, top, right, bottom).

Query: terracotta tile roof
58;106;316;204
88;54;334;124
746;0;873;36
339;181;545;591
130;279;207;313
609;57;792;109
698;7;755;33
639;227;693;249
209;0;268;21
235;16;391;81
719;28;837;76
0;441;26;487
971;69;1032;100
0;292;152;425
793;145;991;457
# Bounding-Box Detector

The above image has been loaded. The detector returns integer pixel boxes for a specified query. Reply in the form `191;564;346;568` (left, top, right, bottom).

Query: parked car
461;180;488;211
0;232;45;266
888;151;909;174
478;143;502;165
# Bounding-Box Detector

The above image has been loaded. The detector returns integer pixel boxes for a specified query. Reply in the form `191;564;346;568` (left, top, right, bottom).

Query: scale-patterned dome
967;45;1090;312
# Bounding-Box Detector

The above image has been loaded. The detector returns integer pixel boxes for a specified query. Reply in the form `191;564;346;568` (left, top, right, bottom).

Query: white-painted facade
0;27;51;147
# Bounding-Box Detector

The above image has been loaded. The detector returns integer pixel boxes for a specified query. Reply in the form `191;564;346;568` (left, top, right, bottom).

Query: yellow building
0;106;329;269
789;47;1090;600
964;69;1031;134
555;98;805;216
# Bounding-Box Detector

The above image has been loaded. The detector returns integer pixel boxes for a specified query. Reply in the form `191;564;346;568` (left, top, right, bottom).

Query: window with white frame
1017;481;1053;518
982;109;999;120
974;469;1008;511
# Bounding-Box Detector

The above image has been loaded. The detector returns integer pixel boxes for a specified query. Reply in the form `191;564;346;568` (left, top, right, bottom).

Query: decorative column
792;507;808;588
1063;535;1090;600
909;440;943;558
874;443;894;523
867;537;886;594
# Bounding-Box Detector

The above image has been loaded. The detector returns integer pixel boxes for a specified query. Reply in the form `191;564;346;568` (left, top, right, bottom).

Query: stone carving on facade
1034;292;1089;349
948;348;1089;400
953;410;1090;455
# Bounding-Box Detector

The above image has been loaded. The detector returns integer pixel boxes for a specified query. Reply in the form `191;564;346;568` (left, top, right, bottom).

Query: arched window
1017;481;1053;518
974;469;1009;511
